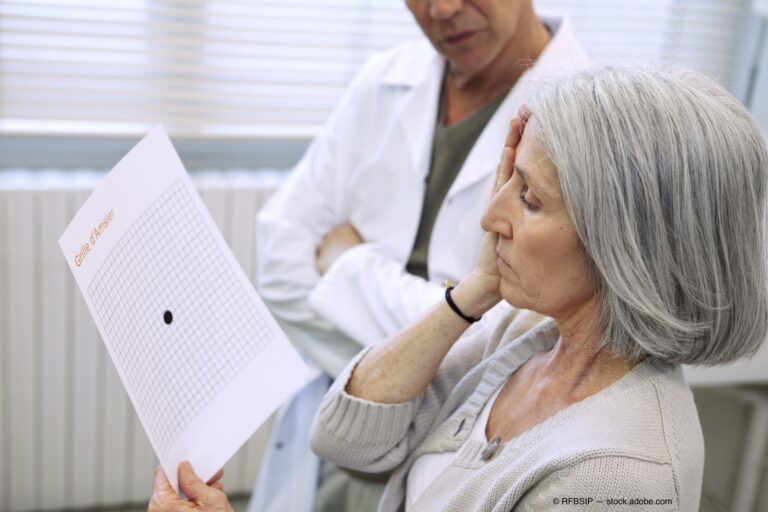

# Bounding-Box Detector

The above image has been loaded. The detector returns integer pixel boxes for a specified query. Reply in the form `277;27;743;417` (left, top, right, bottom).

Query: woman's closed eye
519;186;540;211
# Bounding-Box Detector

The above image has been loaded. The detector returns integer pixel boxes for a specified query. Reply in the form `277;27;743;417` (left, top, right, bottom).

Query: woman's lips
444;30;477;47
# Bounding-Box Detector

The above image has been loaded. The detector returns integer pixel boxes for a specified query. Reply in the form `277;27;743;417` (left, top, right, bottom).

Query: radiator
0;170;284;511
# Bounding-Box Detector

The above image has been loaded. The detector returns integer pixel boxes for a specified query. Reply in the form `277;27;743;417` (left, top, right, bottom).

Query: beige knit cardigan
310;308;704;511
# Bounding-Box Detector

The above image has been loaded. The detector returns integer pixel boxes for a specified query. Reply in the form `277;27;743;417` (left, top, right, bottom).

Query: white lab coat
249;17;588;512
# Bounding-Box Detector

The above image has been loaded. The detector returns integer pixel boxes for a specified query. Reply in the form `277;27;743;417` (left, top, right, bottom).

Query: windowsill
0;134;311;172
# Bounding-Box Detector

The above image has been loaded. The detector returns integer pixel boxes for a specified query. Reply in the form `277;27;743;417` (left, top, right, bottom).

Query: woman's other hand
148;462;230;512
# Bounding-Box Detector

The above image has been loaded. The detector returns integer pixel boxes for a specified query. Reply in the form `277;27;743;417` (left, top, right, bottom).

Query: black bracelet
445;286;482;324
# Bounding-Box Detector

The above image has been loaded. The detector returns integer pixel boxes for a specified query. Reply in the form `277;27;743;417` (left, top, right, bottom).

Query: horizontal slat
0;2;411;25
0;18;416;45
0;18;415;47
1;86;340;106
1;106;332;124
21;0;403;7
0;64;358;88
0;119;324;138
0;32;390;62
0;79;344;100
0;57;366;85
0;87;335;108
0;49;370;74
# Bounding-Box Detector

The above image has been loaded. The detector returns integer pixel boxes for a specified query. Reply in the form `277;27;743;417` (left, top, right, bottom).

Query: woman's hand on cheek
470;144;516;294
148;462;230;512
463;111;530;309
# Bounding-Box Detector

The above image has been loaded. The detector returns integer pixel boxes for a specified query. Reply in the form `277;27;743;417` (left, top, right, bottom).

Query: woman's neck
539;301;637;399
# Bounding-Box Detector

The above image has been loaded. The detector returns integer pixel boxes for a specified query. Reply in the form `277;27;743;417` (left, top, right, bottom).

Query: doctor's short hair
525;65;768;366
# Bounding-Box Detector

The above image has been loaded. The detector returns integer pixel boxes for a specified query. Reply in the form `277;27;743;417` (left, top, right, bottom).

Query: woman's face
481;129;597;320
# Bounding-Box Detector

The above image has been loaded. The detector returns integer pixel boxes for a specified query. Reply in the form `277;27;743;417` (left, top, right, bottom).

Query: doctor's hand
148;462;230;512
316;223;364;275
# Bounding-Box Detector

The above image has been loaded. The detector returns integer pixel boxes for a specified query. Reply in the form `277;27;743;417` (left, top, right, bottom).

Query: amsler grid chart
88;179;270;459
61;127;309;491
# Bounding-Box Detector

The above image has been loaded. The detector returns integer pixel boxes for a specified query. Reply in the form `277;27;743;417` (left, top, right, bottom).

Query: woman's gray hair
525;66;768;365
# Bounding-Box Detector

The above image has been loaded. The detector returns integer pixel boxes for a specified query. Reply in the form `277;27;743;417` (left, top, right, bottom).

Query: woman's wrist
450;272;501;320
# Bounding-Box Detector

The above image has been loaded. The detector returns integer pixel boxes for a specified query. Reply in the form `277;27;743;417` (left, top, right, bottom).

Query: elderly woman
149;66;767;511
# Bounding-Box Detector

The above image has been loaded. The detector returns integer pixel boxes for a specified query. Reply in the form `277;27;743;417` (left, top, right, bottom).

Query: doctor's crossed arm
315;223;364;275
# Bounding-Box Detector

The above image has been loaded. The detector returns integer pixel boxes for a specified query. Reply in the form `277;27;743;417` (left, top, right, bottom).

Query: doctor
251;1;588;511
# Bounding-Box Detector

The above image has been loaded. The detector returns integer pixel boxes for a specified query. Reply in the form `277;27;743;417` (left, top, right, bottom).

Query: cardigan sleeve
513;455;681;512
309;306;543;473
308;316;493;473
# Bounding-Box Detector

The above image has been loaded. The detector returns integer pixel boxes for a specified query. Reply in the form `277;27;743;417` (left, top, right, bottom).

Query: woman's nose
481;190;514;239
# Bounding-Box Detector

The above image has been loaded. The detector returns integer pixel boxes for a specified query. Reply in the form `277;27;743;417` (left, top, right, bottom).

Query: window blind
540;0;750;86
0;0;752;140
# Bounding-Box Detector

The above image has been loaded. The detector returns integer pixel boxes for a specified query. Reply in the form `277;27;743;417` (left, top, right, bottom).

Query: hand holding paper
149;462;229;512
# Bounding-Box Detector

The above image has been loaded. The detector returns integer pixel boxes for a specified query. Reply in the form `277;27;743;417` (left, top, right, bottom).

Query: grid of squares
88;180;270;458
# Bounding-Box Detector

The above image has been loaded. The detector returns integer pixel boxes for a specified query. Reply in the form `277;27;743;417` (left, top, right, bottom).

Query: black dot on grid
164;310;173;325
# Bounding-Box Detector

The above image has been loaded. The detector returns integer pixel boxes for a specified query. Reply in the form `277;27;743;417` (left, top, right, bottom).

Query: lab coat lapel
379;42;445;181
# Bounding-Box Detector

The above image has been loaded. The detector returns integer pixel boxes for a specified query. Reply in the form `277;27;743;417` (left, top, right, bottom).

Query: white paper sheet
58;127;312;493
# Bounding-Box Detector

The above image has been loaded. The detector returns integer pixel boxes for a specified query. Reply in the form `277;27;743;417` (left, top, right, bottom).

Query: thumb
152;465;178;496
177;461;210;500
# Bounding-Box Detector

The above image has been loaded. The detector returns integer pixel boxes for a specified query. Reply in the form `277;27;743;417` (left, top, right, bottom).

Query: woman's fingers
207;468;224;491
493;147;515;194
152;465;177;496
178;461;231;511
149;466;191;512
148;463;230;512
505;105;531;150
178;461;211;500
505;116;522;150
519;104;532;122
